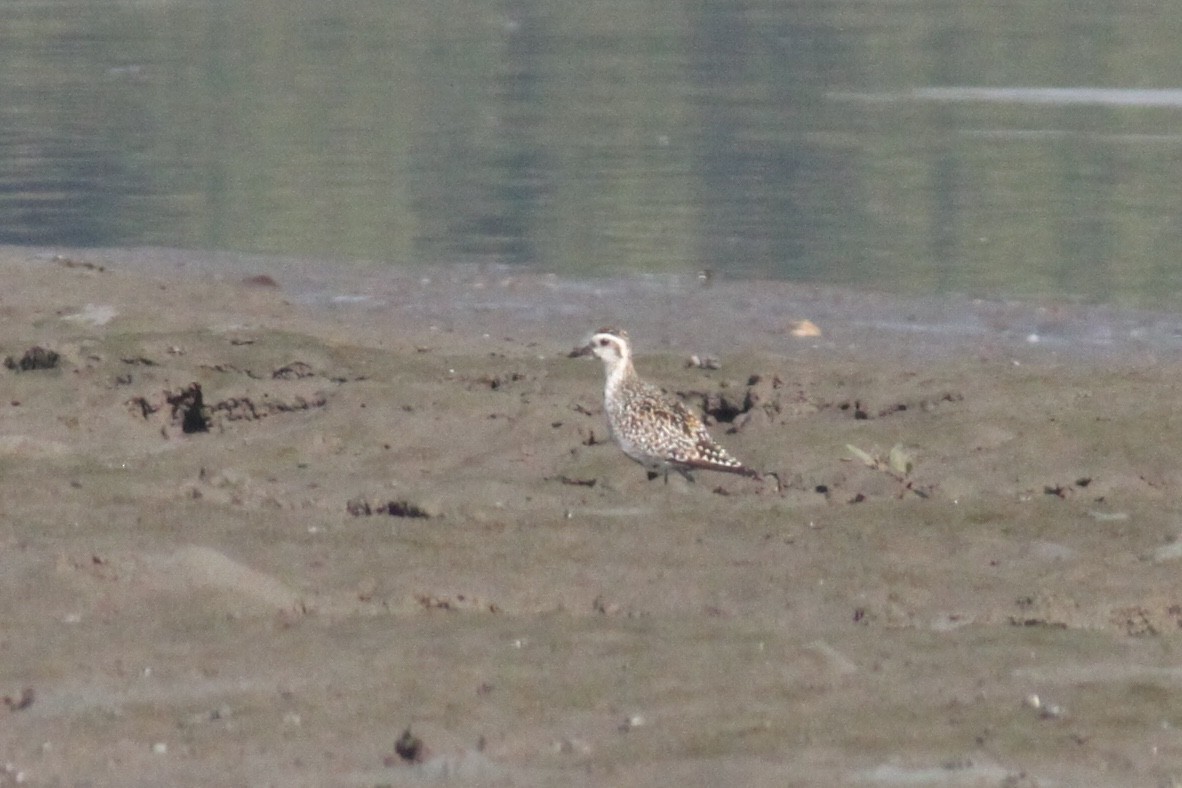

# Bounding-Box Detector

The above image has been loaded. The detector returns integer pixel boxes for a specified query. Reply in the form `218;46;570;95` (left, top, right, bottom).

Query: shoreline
11;244;1182;363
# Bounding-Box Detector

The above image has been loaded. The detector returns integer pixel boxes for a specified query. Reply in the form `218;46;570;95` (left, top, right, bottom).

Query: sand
3;247;1182;786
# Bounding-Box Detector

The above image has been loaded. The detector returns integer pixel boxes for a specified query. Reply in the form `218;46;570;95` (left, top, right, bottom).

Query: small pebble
1024;693;1064;719
619;713;646;732
686;355;721;370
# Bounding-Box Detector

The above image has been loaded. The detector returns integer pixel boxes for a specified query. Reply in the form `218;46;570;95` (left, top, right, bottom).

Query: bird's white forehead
589;331;629;352
581;327;627;346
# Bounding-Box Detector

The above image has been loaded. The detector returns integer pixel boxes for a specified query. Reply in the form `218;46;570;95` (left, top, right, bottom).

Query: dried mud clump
129;383;208;431
4;346;60;372
3;687;35;712
387;728;425;765
52;255;105;272
272;361;315;380
169;382;210;433
462;370;527;391
690;373;814;431
836;391;964;420
346;498;437;518
209;393;327;422
241;273;279;288
128;383;325;432
414;592;500;613
552;475;597;487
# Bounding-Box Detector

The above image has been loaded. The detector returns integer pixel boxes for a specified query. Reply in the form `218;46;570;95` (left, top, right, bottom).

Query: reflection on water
836;87;1182;107
1;1;1182;306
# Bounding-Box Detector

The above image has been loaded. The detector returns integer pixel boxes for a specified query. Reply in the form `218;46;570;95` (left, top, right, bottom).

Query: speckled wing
678;407;758;476
635;384;757;477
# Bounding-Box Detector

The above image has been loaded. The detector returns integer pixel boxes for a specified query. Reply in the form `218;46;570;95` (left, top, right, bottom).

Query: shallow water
3;2;1182;307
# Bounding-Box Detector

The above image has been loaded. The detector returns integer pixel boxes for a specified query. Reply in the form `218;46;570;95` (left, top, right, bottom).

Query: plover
571;328;759;482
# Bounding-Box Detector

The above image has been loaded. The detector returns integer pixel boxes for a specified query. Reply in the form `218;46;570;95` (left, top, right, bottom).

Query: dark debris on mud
4;346;60;372
127;378;327;433
346;498;438;518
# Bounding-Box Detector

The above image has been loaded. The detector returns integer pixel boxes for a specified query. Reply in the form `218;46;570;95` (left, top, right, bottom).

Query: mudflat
3;248;1182;786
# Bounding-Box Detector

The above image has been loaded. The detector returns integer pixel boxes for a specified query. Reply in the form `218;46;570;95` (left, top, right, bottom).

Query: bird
570;327;760;483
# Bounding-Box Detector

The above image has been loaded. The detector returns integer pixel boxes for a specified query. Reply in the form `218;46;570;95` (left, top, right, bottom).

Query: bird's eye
598;338;609;346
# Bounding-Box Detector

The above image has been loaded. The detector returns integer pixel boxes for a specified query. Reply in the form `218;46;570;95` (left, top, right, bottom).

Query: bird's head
570;327;632;366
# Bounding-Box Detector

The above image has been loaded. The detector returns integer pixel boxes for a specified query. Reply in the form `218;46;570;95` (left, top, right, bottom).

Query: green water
2;1;1182;306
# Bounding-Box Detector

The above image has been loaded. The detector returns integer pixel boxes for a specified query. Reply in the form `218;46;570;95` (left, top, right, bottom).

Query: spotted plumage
571;328;759;482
